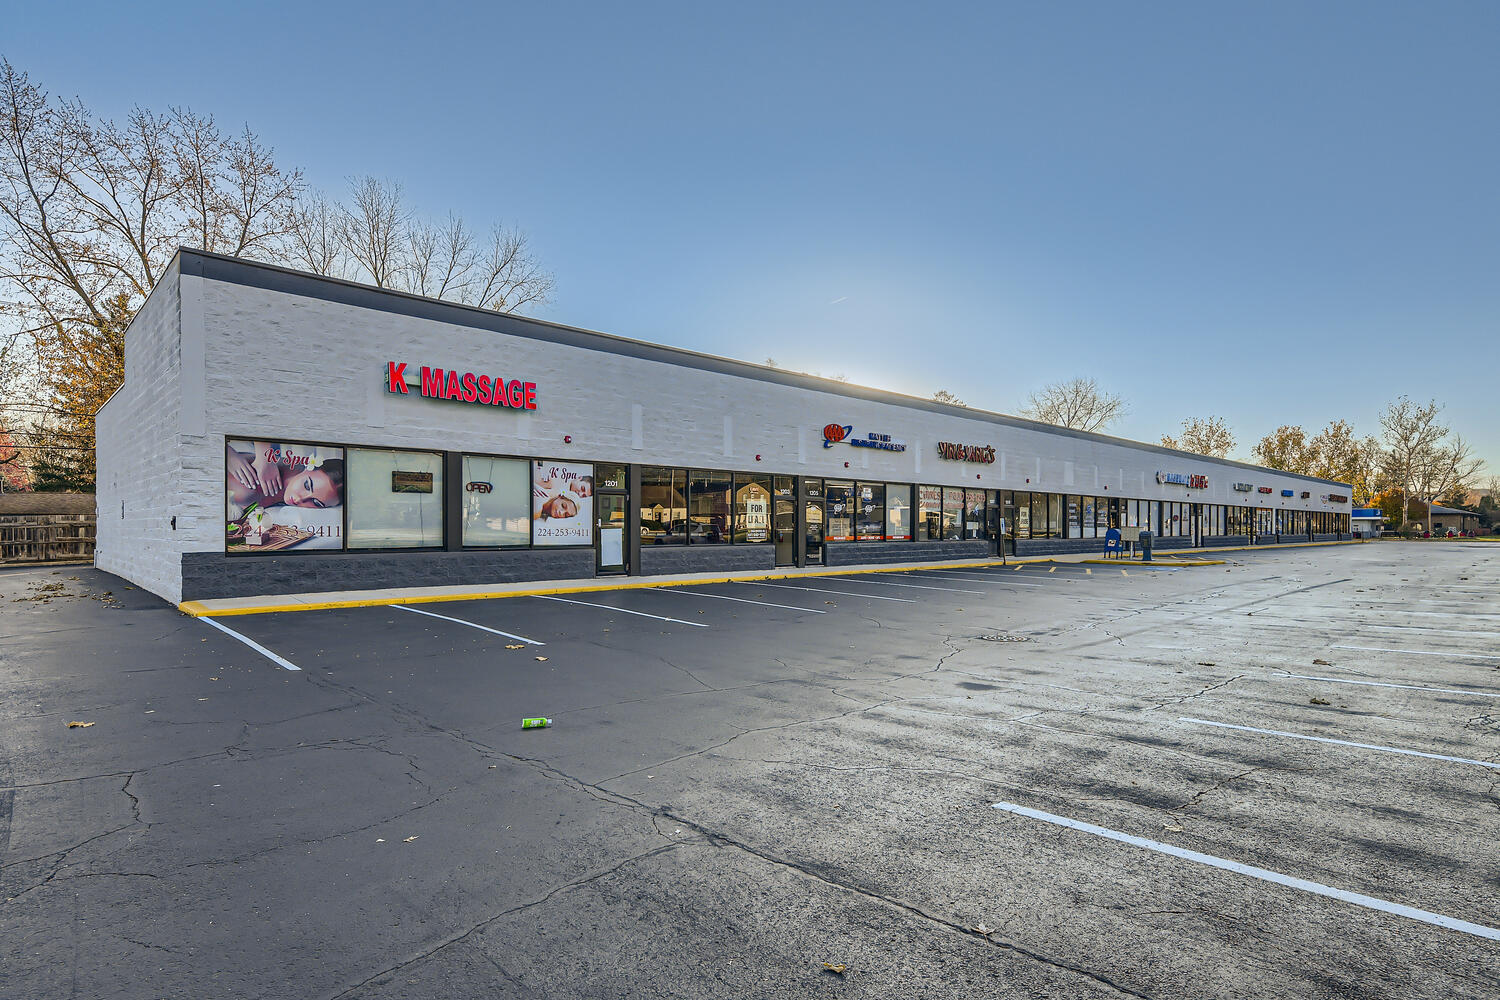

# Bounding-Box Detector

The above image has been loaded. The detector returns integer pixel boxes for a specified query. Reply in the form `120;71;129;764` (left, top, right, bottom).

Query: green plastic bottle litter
521;717;552;730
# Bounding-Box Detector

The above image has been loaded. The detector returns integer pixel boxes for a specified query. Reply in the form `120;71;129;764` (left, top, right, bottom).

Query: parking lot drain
979;633;1030;642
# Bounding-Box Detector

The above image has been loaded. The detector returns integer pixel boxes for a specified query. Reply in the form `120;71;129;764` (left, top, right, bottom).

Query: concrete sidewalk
179;551;1102;617
175;537;1365;617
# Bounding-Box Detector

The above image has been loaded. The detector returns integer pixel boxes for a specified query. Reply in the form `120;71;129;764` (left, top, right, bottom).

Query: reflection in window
885;484;911;540
942;488;965;540
825;480;855;541
640;467;686;544
856;483;885;540
688;470;732;543
462;454;530;546
917;486;942;541
964;489;986;540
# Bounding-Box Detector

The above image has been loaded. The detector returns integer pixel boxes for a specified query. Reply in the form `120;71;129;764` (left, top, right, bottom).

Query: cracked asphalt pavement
2;544;1498;998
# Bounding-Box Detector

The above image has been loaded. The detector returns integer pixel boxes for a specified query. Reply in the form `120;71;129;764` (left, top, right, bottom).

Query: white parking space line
531;595;709;626
745;581;915;603
827;576;983;595
991;801;1500;941
393;605;545;645
1275;673;1500;699
1254;620;1500;639
1180;717;1500;771
900;571;1047;587
1331;644;1500;661
662;589;827;614
199;617;301;671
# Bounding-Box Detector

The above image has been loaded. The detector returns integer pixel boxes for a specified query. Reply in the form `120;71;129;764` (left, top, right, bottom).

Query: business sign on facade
822;423;907;452
386;362;537;410
1281;490;1295;497
1257;487;1274;494
1156;471;1208;489
936;442;996;464
1232;482;1253;492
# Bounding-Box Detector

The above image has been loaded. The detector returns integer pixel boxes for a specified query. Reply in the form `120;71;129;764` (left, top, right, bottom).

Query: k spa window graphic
936;442;996;464
532;461;594;546
225;439;345;553
1155;471;1208;489
385;362;537;410
821;423;907;452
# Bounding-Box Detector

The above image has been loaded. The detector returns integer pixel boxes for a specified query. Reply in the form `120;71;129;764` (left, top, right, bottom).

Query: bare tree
1378;397;1445;531
338;175;407;288
1161;416;1235;458
1020;378;1125;432
932;389;966;406
469;223;553;312
287;189;344;277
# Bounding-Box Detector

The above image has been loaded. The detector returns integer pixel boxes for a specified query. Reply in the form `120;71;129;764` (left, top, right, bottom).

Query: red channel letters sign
385;362;536;410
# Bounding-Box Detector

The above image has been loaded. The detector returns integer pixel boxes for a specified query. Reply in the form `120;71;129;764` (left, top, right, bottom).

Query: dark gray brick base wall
1202;535;1251;548
182;548;596;600
823;540;992;565
639;545;776;576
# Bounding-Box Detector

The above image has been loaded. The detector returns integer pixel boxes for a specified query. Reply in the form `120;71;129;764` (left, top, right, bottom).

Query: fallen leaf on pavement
505;644;525;649
67;721;94;729
535;656;548;661
1310;697;1331;705
972;923;993;935
1312;658;1332;666
1162;823;1183;832
822;963;847;975
403;836;418;843
1197;662;1215;667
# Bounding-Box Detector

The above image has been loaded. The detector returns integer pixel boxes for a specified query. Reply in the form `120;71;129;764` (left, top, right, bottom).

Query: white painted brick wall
95;258;186;602
101;258;1354;601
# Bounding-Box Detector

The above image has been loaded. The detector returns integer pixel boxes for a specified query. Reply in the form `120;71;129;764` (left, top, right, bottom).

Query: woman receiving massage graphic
533;470;593;521
225;440;345;520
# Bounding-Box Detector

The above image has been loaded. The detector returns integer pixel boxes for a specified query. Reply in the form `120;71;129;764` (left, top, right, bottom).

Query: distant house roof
0;493;96;515
1351;508;1383;519
1428;504;1478;518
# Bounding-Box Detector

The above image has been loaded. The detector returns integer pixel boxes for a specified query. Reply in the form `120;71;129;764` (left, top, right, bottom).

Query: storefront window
941;488;965;540
225;438;346;553
856;483;885;540
1066;496;1081;538
734;474;772;543
346;448;443;549
917;486;942;541
640;466;686;544
533;460;594;546
825;480;855;541
596;464;627;491
885;484;911;540
1047;494;1062;538
461;454;530;546
964;489;986;540
688;470;732;543
1015;492;1030;538
1081;498;1095;539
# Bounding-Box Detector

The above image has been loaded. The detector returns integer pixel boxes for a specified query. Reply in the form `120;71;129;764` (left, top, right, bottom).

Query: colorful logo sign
386;362;536;410
1281;490;1295;497
1232;482;1253;492
821;424;907;452
1257;487;1274;494
937;442;996;464
1157;471;1208;489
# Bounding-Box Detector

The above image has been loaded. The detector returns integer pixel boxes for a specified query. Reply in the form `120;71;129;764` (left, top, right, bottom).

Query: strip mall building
95;250;1353;603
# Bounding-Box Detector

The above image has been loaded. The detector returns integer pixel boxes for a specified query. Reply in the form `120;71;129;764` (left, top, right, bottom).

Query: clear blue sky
10;2;1498;471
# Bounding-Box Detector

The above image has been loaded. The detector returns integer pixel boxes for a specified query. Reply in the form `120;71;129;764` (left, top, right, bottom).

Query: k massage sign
385;362;537;409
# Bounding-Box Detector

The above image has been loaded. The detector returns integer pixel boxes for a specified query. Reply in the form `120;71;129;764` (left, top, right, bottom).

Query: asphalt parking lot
2;543;1498;999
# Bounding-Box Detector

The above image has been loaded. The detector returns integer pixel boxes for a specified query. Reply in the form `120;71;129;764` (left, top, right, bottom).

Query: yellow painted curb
1077;558;1226;567
176;556;1065;618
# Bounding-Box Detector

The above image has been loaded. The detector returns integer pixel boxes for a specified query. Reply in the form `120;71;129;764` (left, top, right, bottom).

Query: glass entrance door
596;494;626;573
773;477;795;566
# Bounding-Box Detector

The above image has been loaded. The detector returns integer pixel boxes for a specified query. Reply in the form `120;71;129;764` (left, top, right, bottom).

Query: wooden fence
0;514;96;564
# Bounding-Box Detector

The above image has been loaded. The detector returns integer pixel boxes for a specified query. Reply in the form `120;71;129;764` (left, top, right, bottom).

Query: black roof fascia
175;248;1351;490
